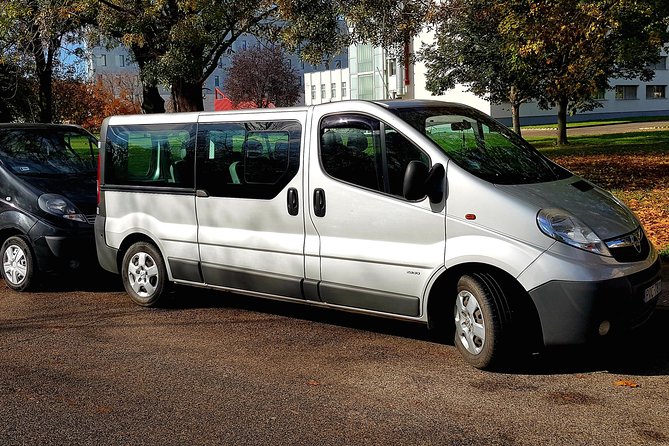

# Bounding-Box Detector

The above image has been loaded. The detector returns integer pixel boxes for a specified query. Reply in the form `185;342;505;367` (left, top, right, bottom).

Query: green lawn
522;115;669;130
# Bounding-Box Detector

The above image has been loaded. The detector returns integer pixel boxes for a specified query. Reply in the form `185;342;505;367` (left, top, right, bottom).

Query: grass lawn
527;131;669;257
522;115;669;130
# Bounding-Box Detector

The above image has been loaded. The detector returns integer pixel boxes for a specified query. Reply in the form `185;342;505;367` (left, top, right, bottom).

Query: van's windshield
390;106;570;184
0;128;97;175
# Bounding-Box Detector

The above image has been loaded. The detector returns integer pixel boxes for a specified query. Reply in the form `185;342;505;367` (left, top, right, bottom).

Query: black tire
453;273;510;369
1;236;37;292
121;242;168;307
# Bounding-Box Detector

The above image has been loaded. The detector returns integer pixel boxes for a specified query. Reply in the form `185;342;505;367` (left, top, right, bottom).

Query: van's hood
496;177;639;240
18;173;97;214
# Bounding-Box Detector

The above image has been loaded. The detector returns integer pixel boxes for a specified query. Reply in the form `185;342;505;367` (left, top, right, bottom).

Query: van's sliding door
194;112;308;299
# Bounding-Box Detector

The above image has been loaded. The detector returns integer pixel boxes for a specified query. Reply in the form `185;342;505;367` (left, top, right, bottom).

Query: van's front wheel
122;242;167;307
454;274;509;369
1;236;37;291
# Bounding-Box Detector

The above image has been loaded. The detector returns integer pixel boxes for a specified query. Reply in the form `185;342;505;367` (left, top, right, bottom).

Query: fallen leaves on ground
614;379;640;388
306;379;320;386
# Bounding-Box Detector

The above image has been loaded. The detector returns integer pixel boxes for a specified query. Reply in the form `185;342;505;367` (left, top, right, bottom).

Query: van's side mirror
403;161;444;203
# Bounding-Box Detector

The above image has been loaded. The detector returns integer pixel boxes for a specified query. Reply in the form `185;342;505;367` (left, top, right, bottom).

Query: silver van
95;100;662;369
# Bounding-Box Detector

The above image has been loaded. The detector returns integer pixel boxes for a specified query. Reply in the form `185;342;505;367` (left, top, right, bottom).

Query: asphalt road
1;272;668;446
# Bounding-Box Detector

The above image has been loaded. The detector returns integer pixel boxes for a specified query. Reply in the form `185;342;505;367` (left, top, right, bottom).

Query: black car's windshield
390;106;570;184
0;128;97;175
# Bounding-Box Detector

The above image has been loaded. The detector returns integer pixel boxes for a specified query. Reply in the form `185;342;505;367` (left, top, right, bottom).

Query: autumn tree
499;0;669;144
0;59;36;122
0;0;94;122
224;46;300;108
94;0;432;113
420;0;541;136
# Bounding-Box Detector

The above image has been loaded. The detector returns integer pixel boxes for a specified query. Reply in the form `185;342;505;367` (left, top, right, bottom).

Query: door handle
313;188;326;217
287;188;299;216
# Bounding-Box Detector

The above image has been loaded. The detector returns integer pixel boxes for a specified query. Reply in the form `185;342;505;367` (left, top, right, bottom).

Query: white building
306;31;669;125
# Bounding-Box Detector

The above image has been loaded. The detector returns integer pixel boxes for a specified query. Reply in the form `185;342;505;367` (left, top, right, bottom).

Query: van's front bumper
528;258;662;346
28;218;95;273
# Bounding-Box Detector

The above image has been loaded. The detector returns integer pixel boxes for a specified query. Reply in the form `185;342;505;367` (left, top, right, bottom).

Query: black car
0;123;97;291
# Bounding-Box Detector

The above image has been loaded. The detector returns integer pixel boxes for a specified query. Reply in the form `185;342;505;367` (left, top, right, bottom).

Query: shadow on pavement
38;268;124;293
163;285;669;375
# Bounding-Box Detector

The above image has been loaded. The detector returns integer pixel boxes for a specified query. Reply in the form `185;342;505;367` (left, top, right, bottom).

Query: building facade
305;30;669;125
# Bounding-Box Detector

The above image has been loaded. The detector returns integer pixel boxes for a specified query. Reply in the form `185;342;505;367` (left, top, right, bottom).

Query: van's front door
306;108;446;317
195;112;307;298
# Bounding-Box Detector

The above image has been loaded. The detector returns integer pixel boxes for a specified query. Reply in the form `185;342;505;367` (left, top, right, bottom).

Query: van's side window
196;121;301;199
105;124;196;188
320;114;430;198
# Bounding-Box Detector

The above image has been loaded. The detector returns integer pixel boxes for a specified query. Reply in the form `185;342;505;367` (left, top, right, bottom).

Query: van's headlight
537;208;611;256
38;194;87;223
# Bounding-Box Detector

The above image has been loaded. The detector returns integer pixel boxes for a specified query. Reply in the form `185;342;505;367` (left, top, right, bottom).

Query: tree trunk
172;78;204;112
32;39;53;123
131;44;165;114
141;84;165;114
556;96;569;145
511;102;522;137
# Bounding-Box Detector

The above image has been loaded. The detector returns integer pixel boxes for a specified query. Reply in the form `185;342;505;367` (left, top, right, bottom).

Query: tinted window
0;128;96;175
196;121;301;199
320;114;430;198
391;107;570;184
105;124;196;188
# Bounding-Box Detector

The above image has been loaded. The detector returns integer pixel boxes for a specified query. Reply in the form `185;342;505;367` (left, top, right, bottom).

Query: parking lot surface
0;273;668;446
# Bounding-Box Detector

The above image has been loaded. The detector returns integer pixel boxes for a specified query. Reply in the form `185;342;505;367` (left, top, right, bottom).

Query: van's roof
374;99;467;109
104;99;479;126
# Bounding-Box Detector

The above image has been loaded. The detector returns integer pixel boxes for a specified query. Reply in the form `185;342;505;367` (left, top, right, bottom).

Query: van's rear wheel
454;273;509;369
122;242;167;307
1;236;36;291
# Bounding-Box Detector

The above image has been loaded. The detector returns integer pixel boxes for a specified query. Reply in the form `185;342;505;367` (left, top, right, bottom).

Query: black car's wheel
453;273;510;369
121;242;167;307
1;236;37;292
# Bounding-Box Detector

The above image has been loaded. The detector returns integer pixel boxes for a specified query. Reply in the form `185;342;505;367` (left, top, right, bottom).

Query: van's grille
85;214;96;225
605;228;650;263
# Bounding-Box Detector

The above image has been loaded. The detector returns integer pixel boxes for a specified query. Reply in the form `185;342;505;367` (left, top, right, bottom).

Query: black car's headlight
38;194;86;223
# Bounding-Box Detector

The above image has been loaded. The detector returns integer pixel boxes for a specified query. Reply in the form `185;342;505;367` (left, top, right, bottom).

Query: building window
649;56;667;71
342;82;347;98
359;75;373;100
646;85;666;99
301;60;305;70
214;76;220;88
331;83;337;99
119;55;125;67
615;85;637;100
387;59;396;76
358;45;373;73
592;88;606;100
321;84;326;99
99;54;107;67
335;60;342;69
311;85;316;100
242;40;247;50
